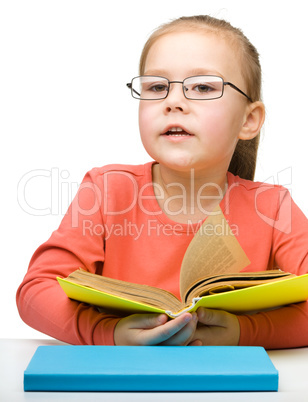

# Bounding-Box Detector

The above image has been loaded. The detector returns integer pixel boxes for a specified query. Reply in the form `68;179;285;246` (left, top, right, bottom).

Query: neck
152;163;228;223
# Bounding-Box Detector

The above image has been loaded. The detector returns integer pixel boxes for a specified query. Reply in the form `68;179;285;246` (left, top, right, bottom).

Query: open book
57;207;308;317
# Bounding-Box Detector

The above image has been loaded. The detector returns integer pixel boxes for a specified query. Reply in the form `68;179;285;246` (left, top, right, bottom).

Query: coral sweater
16;162;308;349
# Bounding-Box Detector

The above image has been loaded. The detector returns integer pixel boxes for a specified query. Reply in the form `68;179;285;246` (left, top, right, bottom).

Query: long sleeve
16;169;121;345
16;163;194;344
234;186;308;349
238;302;308;349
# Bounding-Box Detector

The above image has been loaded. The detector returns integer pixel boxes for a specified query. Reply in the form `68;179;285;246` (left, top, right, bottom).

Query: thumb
197;308;227;327
130;313;168;329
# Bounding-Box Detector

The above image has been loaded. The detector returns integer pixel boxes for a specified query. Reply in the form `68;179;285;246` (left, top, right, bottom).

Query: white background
1;0;307;339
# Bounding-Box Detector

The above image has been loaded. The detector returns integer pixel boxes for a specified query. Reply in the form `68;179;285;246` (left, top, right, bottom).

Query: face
138;31;251;177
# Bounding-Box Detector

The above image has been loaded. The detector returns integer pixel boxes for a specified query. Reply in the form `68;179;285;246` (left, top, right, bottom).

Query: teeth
169;127;184;132
164;126;191;136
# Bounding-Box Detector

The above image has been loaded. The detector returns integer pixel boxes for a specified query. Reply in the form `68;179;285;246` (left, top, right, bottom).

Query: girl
16;15;308;349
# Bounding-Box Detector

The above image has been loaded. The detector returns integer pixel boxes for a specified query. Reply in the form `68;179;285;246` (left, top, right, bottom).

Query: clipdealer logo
17;168;79;216
82;219;240;240
17;167;293;234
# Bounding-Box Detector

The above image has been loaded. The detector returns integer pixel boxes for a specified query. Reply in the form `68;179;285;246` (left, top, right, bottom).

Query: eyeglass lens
131;76;224;100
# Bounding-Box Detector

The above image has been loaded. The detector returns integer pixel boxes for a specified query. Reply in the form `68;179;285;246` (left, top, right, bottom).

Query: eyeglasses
126;75;252;102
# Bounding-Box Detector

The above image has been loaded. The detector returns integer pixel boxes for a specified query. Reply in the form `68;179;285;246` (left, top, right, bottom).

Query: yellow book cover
57;273;308;317
57;207;308;317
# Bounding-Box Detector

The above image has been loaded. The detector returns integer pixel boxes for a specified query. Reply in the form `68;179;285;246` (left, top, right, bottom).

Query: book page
63;269;182;312
179;206;250;301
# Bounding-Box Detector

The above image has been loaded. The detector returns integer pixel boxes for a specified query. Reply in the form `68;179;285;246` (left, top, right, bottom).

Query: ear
238;101;265;140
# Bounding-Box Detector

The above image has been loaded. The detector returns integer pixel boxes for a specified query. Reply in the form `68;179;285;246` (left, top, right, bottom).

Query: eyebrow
143;68;225;78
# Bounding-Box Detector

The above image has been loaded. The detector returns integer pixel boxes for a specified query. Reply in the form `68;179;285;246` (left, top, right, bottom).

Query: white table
1;339;308;401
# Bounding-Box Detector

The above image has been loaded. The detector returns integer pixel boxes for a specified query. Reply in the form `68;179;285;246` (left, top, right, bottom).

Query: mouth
162;126;194;137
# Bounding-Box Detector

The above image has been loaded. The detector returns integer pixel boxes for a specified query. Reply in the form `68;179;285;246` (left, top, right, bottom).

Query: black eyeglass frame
126;75;253;102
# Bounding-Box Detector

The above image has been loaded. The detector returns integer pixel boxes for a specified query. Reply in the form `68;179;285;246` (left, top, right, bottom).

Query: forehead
144;31;243;83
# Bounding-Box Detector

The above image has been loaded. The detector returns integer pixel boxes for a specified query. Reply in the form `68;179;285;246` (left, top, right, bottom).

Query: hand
114;312;199;346
189;308;240;346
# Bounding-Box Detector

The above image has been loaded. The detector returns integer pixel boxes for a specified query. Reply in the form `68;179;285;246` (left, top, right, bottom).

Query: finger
188;339;203;346
141;313;193;345
160;313;198;346
114;314;170;345
128;313;169;329
194;310;240;346
197;308;229;327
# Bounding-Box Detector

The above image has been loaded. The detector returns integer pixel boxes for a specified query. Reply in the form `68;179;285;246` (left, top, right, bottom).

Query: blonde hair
139;15;262;180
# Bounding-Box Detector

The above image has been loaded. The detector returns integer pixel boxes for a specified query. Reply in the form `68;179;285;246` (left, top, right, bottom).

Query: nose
164;82;188;113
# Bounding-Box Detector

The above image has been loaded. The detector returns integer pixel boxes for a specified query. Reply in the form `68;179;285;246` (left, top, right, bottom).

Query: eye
192;83;215;93
148;83;168;93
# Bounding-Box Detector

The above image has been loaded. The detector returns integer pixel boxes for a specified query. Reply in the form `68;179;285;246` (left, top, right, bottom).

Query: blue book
24;346;278;392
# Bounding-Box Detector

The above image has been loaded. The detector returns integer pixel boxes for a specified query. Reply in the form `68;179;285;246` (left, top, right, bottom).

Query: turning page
180;206;251;300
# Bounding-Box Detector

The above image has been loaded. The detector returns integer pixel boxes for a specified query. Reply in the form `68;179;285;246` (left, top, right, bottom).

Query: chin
161;159;198;173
